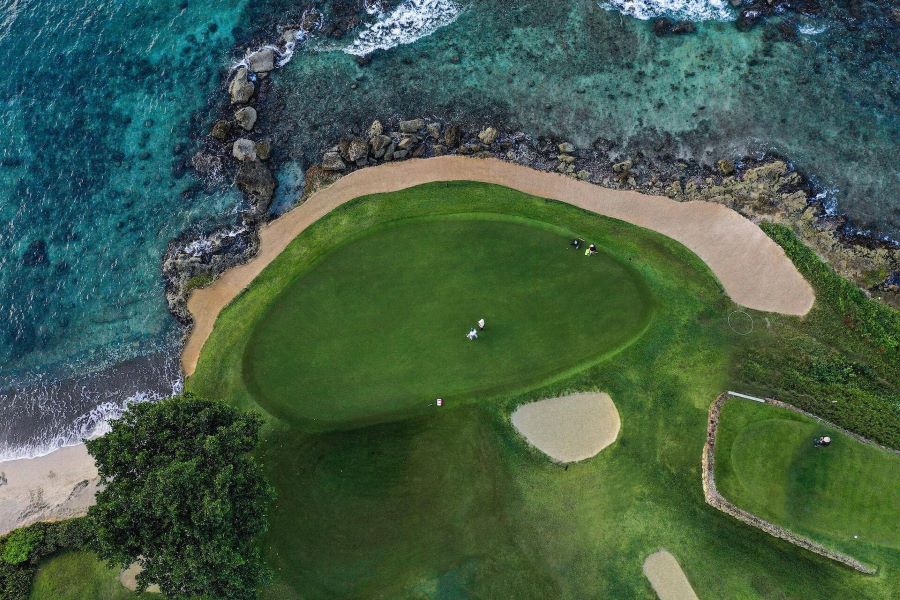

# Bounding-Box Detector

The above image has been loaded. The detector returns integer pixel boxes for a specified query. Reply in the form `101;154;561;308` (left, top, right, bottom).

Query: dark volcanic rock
444;125;461;148
228;67;255;104
652;18;696;36
736;9;763;31
235;160;275;214
191;151;223;180
210;119;231;141
322;151;347;171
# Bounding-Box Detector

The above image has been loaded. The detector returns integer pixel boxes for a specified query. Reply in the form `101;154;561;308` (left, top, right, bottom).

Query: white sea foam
0;379;182;462
798;23;826;35
597;0;733;21
344;0;461;56
814;188;839;215
230;9;321;73
364;0;386;16
182;226;248;258
0;0;20;41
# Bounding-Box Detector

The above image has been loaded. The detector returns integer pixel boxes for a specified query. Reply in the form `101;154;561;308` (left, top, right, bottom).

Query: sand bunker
182;156;815;376
643;549;699;600
511;392;620;463
0;444;99;536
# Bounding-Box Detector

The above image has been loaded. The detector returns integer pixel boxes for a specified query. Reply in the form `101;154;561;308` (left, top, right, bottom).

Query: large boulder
228;68;255;104
232;138;257;161
399;118;424;133
558;142;575;154
717;159;735;176
210;120;231;141
370;134;392;157
235;160;275;213
255;140;271;161
367;120;383;139
247;47;275;73
234;106;257;131
321;151;346;171
397;135;417;150
444;125;461;148
478;127;499;145
346;137;368;162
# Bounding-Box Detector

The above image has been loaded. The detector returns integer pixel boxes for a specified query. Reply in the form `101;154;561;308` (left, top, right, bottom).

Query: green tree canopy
86;394;274;599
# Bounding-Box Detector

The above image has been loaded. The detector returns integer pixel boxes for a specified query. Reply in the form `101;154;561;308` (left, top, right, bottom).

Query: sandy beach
0;444;99;536
183;155;814;376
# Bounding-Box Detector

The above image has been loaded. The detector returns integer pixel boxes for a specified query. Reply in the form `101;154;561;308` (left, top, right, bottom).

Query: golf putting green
242;216;652;426
715;400;900;553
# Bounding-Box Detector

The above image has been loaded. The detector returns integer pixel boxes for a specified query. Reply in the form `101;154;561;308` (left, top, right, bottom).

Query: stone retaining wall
702;393;877;574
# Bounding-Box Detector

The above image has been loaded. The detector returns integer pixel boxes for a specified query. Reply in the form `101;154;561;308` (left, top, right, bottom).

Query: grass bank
186;182;899;598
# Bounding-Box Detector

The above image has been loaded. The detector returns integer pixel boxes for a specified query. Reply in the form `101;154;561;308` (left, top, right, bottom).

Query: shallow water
275;0;898;233
0;0;252;458
0;0;896;459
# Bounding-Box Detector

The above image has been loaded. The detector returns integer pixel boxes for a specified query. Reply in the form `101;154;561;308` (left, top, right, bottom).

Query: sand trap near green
643;550;699;600
242;216;652;427
511;392;620;462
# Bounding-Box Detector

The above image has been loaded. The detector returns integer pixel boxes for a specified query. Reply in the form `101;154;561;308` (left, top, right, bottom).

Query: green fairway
244;216;652;426
29;552;158;600
187;181;900;599
715;399;900;554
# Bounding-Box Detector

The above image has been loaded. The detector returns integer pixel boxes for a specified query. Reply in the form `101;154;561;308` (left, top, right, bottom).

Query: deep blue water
0;0;897;459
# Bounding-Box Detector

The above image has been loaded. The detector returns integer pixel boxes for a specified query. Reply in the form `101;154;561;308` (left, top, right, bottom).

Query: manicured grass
188;181;899;598
244;216;652;426
29;551;157;600
715;399;900;555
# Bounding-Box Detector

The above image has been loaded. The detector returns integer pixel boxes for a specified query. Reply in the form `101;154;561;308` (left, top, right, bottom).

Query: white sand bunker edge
643;549;699;600
511;392;620;463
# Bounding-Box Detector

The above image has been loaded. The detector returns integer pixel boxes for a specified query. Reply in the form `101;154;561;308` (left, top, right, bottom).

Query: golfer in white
467;328;478;340
477;318;485;330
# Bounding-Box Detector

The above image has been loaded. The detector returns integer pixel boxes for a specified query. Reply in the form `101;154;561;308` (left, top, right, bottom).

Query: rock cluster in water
164;14;324;324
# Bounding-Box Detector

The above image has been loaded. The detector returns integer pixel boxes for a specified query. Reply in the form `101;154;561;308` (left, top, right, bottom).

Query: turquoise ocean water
0;0;897;458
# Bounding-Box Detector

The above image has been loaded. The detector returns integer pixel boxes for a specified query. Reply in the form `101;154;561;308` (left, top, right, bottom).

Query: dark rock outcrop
247;48;275;73
228;67;255;104
235;160;275;214
234;106;257;131
652;18;696;36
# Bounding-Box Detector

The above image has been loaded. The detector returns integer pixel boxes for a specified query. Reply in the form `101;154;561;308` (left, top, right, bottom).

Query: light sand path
511;392;620;463
182;156;813;376
0;444;99;536
643;549;700;600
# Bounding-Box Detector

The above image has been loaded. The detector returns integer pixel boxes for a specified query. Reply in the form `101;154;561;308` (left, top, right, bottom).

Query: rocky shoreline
164;10;899;333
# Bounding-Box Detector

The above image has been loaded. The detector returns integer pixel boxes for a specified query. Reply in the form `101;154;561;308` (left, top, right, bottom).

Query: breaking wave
344;0;461;56
597;0;733;21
